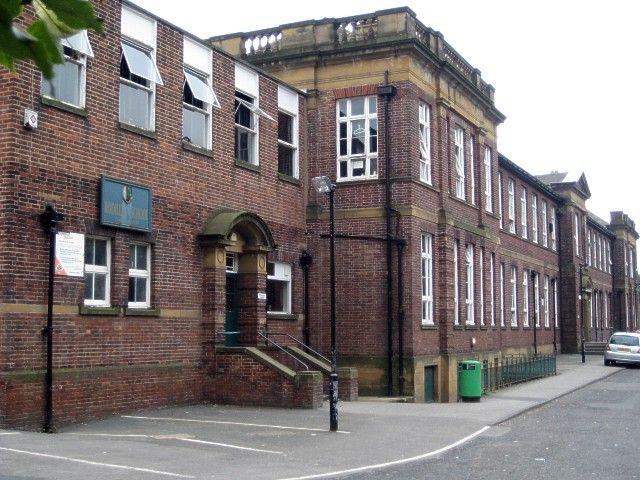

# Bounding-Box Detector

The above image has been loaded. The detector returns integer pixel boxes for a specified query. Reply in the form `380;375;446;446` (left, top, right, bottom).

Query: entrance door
424;366;436;403
225;254;239;346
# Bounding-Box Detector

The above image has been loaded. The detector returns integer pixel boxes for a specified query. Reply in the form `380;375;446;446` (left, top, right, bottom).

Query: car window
610;335;640;347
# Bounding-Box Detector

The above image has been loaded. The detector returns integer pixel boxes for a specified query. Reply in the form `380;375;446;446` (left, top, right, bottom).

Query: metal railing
482;355;556;394
263;331;330;364
257;330;309;371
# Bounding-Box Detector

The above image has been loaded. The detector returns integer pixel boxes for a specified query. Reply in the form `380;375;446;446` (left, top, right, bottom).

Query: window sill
235;159;260;173
453;325;463;330
450;193;476;207
79;306;120;316
41;96;87;117
119;122;157;139
277;173;301;186
125;307;160;317
420;324;437;330
182;140;214;158
465;324;478;330
336;177;379;185
266;312;297;321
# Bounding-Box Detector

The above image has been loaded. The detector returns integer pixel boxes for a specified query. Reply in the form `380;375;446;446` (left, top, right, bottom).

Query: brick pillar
237;251;267;345
202;246;227;364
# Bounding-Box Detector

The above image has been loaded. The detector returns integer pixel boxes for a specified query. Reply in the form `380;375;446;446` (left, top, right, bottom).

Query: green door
424;366;435;403
225;272;239;346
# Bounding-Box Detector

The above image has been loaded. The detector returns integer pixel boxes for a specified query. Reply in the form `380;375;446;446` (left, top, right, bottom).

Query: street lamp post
39;205;63;433
312;176;338;432
579;264;586;363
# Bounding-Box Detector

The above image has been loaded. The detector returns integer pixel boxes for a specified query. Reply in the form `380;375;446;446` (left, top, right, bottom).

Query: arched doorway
198;210;275;346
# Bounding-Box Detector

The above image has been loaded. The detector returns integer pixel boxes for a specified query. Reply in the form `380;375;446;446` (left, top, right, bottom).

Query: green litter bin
458;360;482;401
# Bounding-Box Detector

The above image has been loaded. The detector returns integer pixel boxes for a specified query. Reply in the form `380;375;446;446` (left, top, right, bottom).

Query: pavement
0;355;622;480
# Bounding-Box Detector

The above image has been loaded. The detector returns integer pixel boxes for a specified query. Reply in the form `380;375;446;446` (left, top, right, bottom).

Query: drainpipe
396;240;406;395
378;72;396;396
299;251;313;350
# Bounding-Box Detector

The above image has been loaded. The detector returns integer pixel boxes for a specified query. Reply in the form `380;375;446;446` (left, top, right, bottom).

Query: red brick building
213;7;639;400
1;2;637;429
0;0;325;430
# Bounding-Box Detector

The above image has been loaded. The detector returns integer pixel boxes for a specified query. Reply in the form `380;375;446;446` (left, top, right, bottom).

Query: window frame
84;236;111;307
469;135;475;205
543;275;549;328
454;126;465;200
520;187;528;239
267;261;292;314
551;207;557;250
541;200;548;247
128;243;151;309
41;34;91;108
233;91;272;165
531;194;538;243
490;253;495;326
498;172;504;229
479;248;484;326
119;38;162;131
522;270;529;327
421;233;434;325
182;66;216;150
278;110;299;178
484;146;493;213
508;179;516;234
500;263;505;327
454;240;459;326
573;213;580;256
419;102;432;184
336;96;378;181
510;266;518;327
465;244;474;325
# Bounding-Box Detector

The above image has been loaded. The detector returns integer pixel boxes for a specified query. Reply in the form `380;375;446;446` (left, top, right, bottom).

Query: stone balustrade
210;7;495;104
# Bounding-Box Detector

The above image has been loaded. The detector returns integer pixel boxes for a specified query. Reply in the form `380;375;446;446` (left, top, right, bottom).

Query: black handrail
257;331;309;371
264;331;330;364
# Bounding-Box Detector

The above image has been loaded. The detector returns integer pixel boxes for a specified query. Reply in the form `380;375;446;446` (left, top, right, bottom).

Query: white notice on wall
257;292;267;300
55;232;85;277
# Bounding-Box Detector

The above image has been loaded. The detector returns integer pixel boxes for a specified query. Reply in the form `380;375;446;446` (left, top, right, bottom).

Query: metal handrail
257;330;309;371
263;331;330;364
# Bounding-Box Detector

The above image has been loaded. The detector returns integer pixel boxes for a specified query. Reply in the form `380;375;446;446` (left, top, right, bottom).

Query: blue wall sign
100;176;152;232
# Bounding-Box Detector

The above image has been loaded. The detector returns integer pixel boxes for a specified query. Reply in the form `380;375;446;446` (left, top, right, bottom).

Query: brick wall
0;0;310;427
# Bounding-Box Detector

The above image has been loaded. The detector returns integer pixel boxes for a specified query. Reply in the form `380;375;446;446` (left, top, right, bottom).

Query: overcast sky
130;0;640;230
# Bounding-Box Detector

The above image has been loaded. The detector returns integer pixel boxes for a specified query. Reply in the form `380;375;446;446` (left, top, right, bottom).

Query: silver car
604;332;640;366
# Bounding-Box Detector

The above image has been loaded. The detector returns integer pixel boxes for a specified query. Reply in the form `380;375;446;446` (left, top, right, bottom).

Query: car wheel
604;359;611;366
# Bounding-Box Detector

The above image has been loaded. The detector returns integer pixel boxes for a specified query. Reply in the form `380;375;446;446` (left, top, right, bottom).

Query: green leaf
36;0;103;35
0;25;35;61
0;0;24;26
27;20;63;78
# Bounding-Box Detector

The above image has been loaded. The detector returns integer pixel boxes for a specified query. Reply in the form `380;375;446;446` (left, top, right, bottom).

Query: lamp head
311;176;335;194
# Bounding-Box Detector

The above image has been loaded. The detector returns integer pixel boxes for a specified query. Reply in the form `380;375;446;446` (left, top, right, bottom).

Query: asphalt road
0;356;623;480
344;366;639;480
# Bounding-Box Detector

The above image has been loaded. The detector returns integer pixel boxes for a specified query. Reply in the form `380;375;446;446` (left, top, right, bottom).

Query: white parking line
69;433;283;454
122;415;350;434
276;426;492;480
0;432;19;436
0;446;194;478
179;437;282;454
